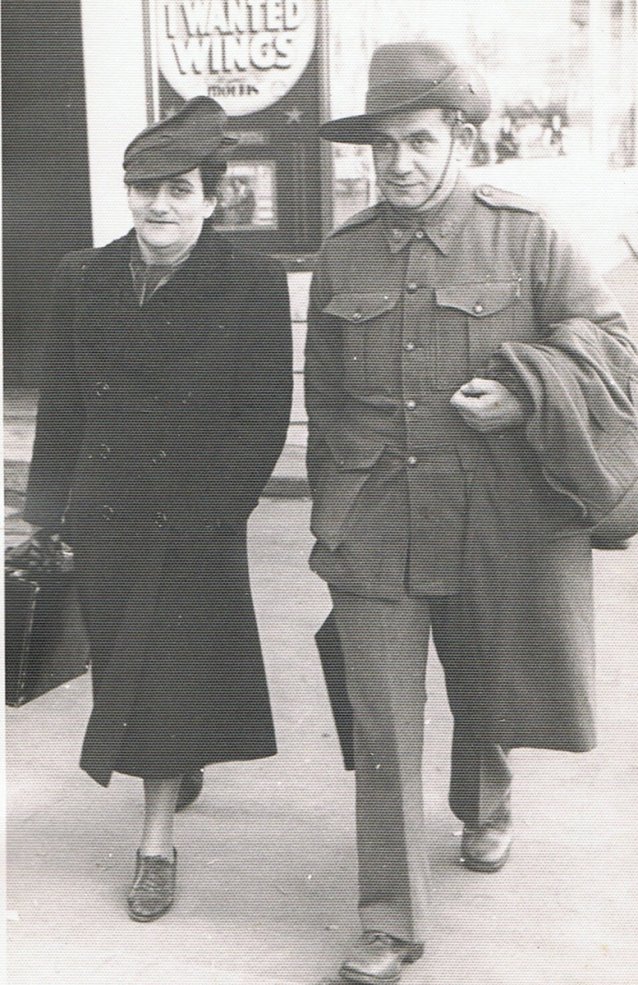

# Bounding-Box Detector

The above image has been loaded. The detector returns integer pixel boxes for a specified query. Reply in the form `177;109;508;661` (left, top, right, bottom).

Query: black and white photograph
3;1;638;983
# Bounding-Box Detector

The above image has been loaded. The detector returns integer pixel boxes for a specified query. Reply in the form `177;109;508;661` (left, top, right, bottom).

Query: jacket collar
381;173;474;255
79;225;236;368
84;223;234;295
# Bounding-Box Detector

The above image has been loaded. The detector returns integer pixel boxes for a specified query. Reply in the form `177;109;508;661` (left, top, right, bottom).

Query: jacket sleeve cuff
486;354;534;414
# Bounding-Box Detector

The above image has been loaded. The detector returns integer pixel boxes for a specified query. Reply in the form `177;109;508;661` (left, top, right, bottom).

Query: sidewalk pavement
5;497;638;985
4;389;638;985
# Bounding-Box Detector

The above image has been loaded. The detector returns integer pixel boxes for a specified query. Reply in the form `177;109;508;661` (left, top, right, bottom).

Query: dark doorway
3;0;92;385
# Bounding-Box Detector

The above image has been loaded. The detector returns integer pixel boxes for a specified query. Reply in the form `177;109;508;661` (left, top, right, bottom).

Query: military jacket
305;175;628;598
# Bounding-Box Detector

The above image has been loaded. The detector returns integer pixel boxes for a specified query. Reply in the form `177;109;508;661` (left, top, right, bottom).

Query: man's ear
454;122;476;159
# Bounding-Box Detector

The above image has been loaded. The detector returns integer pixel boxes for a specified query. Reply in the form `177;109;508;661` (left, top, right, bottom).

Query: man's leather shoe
176;769;204;812
339;931;424;984
461;821;513;872
127;849;177;921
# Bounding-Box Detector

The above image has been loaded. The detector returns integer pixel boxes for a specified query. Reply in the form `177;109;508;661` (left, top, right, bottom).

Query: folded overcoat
24;224;293;785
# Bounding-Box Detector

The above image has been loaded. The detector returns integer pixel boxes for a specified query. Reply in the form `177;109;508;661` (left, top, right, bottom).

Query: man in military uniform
305;42;633;983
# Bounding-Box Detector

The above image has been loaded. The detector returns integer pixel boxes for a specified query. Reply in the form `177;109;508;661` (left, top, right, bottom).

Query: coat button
152;450;167;465
403;341;416;352
95;381;110;396
154;512;168;528
181;391;193;405
414;229;424;240
407;455;418;466
352;311;362;321
100;505;115;521
406;282;418;294
473;301;484;314
405;399;417;410
97;443;111;461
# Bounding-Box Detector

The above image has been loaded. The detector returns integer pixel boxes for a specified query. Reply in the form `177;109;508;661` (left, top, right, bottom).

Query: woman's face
127;168;215;258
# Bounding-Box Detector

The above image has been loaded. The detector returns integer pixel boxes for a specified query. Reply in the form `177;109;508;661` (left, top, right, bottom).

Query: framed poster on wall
215;160;278;231
142;0;330;255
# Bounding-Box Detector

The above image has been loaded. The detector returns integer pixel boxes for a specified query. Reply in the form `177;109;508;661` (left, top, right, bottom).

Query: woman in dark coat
21;97;293;921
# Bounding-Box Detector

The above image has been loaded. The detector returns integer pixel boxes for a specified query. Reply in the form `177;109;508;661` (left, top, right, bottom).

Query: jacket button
473;301;484;314
154;511;168;528
100;505;115;521
152;450;167;465
406;282;418;294
414;229;424;240
97;443;111;461
405;399;417;410
95;381;110;396
352;311;362;321
403;341;416;352
407;455;418;466
181;391;193;405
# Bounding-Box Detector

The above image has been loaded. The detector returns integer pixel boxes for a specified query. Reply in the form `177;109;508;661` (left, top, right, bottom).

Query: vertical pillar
588;0;612;162
631;0;638;164
80;0;148;244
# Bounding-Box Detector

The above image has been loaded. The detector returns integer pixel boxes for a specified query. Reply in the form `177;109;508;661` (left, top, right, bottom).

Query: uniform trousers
330;589;512;944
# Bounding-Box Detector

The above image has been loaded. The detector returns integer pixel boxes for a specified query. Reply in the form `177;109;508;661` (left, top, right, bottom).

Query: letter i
165;1;178;38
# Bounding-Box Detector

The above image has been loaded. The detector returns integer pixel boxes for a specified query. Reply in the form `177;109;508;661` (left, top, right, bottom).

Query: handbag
5;536;90;707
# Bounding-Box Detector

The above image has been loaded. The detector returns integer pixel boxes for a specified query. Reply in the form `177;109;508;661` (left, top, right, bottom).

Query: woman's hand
5;529;74;574
450;378;527;432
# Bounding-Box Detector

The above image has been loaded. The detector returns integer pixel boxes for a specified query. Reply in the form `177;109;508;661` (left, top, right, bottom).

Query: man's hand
450;378;527;432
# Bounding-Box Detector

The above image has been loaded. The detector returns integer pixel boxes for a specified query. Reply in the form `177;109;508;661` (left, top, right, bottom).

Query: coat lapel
145;226;236;362
79;226;237;367
79;232;137;363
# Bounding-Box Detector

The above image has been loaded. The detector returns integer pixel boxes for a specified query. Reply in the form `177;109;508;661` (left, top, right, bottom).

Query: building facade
3;0;637;383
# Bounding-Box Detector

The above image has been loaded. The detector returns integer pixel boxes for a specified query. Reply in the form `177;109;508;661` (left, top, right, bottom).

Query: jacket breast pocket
433;281;520;389
322;292;399;390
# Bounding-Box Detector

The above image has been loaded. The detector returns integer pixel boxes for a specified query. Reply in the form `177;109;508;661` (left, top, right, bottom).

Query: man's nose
390;142;414;174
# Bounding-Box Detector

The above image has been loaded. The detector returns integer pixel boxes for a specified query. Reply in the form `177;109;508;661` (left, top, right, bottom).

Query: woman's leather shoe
127;849;177;922
176;769;204;812
339;931;424;983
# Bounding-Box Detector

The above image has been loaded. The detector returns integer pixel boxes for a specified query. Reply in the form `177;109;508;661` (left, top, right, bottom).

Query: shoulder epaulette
329;203;384;238
474;184;541;214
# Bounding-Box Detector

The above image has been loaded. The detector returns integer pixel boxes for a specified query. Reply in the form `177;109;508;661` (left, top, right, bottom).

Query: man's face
371;107;467;211
127;168;215;257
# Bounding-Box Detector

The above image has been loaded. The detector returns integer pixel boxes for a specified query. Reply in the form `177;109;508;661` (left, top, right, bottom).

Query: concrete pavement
4;376;638;985
5;490;638;985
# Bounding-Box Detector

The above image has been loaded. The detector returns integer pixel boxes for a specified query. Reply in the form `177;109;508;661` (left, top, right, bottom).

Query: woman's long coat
24;225;293;786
